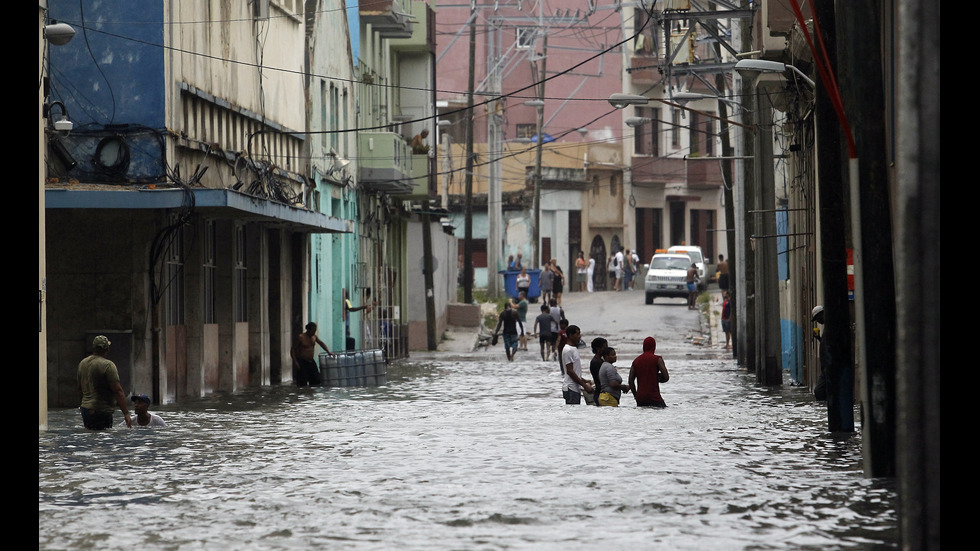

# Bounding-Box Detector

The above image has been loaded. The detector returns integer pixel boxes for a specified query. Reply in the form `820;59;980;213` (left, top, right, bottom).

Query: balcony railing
360;0;413;39
631;155;725;187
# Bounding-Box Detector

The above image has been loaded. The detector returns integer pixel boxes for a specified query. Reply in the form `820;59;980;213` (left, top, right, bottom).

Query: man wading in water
291;322;334;387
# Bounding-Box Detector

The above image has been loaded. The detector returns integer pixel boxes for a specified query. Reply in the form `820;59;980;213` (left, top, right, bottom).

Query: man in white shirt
561;325;594;404
131;394;167;427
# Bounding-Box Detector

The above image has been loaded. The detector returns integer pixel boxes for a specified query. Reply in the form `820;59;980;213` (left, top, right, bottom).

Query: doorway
589;235;607;291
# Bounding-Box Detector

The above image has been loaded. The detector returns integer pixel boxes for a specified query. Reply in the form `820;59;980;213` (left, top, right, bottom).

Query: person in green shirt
77;335;132;430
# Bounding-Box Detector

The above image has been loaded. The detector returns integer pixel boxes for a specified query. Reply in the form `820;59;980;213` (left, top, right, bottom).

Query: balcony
404;153;436;199
631;155;724;187
389;0;434;52
360;0;413;39
358;132;414;194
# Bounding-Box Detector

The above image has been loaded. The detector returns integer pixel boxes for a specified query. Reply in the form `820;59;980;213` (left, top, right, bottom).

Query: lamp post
40;14;76;431
734;59;815;87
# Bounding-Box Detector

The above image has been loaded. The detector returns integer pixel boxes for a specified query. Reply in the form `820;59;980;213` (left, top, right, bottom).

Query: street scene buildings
40;1;938;547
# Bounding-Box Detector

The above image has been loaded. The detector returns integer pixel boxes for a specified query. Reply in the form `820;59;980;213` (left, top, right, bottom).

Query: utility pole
531;35;547;268
733;1;755;371
487;22;502;297
463;5;476;304
754;100;782;385
813;0;854;433
422;209;438;350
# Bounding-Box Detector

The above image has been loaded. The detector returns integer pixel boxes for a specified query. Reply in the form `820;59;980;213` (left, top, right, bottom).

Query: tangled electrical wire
232;154;304;206
148;158;205;305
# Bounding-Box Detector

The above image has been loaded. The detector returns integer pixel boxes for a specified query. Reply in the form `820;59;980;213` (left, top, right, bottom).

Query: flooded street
39;292;898;550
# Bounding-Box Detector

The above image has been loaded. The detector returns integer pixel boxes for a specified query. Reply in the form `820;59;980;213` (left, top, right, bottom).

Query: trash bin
499;269;541;302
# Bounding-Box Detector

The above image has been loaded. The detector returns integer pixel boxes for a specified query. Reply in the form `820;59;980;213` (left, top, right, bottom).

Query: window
689;111;700;155
235;224;248;323
703;114;715;156
634;107;659;156
516;27;535;49
330;83;340;154
165;215;185;326
689;111;715;156
203;220;216;324
671;109;681;149
458;240;488;268
516;123;536;139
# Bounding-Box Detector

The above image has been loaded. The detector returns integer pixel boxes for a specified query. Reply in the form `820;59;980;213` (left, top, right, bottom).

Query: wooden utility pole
814;0;854;433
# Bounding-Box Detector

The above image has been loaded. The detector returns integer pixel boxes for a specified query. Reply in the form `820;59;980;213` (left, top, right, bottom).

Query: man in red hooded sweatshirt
628;336;670;407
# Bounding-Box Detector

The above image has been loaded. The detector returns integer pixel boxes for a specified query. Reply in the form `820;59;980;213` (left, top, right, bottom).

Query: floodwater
40;292;898;550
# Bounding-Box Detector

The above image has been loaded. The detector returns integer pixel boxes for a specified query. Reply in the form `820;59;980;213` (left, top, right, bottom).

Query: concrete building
43;0;350;407
434;1;727;294
353;0;447;353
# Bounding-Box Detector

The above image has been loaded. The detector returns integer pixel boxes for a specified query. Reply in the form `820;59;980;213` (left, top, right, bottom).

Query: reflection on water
39;355;897;550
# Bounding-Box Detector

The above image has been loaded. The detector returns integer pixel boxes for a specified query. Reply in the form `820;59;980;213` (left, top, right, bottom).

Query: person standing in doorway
343;288;373;350
77;335;132;430
291;322;334;387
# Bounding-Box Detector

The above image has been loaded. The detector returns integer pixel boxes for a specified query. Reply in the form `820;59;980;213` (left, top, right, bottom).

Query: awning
45;187;352;234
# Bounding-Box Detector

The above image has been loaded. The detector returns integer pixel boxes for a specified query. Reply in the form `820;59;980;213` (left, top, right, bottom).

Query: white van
668;245;706;291
644;252;694;304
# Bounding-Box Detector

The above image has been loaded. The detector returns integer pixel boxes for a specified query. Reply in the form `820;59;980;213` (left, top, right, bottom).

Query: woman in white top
586;257;595;292
516;266;531;298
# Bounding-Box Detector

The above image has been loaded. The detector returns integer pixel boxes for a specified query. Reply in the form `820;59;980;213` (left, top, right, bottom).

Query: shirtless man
291;322;334;387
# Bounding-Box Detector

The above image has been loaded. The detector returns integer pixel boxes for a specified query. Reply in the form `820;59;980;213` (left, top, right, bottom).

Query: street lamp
608;93;649;109
44;22;76;46
734;59;815;88
625;117;651;128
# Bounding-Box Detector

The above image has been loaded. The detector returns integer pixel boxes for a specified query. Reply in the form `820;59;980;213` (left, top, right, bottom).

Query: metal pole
463;7;476;304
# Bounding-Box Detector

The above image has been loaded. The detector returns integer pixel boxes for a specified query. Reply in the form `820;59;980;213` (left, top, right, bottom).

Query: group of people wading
566;329;669;409
494;296;670;408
